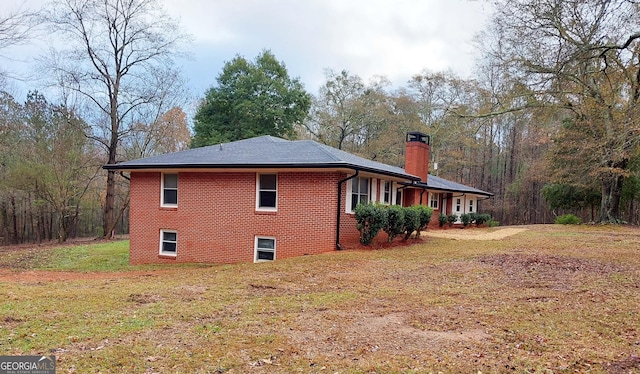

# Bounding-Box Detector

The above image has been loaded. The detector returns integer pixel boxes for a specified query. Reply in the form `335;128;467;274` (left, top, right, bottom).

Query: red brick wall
130;171;350;264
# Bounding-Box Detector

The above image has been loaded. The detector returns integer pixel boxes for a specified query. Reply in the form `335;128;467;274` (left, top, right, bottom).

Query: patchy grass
37;240;131;271
0;224;639;373
0;240;202;272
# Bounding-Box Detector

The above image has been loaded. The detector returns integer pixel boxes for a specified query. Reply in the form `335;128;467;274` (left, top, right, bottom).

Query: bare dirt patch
0;268;179;283
477;253;631;290
425;226;528;240
287;310;491;362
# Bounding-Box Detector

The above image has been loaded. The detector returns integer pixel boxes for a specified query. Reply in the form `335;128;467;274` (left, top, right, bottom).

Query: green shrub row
355;204;434;245
438;212;494;228
554;213;582;224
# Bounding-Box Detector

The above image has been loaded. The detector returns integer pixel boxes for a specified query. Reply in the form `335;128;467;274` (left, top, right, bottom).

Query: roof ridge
302;140;342;162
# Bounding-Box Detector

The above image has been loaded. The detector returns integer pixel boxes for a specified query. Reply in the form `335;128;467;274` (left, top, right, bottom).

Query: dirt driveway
424;227;528;240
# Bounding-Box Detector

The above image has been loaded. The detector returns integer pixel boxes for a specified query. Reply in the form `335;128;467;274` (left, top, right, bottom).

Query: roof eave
400;181;494;197
103;162;420;181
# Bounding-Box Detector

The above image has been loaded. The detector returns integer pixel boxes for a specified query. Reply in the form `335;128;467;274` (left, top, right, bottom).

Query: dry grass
0;224;639;373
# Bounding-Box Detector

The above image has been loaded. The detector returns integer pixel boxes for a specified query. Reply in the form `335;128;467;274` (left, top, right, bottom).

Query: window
456;198;462;212
430;193;440;209
469;199;474;213
255;236;276;262
383;181;391;204
160;230;177;256
395;189;403;206
350;177;370;211
257;174;277;210
162;173;178;207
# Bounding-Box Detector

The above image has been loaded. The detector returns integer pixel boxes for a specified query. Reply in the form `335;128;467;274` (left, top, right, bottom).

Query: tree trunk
103;106;119;239
599;174;624;223
103;169;116;238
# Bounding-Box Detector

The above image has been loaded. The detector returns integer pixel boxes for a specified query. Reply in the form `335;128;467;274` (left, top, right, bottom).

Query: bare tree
481;0;640;223
0;3;38;81
41;0;190;238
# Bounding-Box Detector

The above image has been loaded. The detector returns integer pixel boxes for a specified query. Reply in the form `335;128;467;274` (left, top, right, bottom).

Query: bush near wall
383;205;405;242
355;203;387;245
414;205;434;238
355;204;434;245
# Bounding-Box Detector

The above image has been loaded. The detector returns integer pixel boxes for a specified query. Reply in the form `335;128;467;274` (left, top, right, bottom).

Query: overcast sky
2;0;492;98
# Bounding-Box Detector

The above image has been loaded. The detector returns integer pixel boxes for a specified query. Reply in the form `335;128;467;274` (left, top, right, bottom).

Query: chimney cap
406;132;430;145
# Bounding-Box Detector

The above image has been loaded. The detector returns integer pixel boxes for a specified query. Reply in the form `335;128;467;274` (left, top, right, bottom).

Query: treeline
0;90;189;244
0;92;123;243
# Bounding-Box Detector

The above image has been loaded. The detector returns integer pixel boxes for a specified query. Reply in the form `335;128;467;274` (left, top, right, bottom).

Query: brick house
105;132;492;264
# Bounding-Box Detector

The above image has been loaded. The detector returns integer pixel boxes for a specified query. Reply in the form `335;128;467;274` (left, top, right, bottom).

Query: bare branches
40;0;190;238
0;5;37;51
597;31;640;57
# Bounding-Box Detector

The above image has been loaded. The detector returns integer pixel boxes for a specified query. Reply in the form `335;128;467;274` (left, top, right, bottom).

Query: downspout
419;187;427;205
336;170;359;250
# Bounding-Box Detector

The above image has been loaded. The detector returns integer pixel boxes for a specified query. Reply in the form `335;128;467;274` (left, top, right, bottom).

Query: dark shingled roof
105;135;419;181
411;175;494;197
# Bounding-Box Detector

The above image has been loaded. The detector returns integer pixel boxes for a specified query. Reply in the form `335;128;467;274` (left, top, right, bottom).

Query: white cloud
164;0;491;94
2;0;491;97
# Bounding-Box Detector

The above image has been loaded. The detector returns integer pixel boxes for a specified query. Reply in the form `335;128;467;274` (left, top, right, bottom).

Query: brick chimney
404;131;430;182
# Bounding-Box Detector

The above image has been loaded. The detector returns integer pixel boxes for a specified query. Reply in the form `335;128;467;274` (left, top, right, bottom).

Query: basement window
255;236;276;262
160;230;177;256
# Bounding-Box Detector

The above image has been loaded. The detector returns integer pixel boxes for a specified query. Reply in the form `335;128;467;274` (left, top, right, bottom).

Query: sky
2;0;492;99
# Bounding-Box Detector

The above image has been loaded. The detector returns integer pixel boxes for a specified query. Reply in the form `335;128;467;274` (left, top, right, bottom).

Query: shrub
402;206;421;241
438;213;447;227
487;219;500;227
469;212;478;223
415;205;434;237
460;213;472;227
354;203;387;245
447;214;457;227
555;214;582;225
475;213;492;226
383;205;405;242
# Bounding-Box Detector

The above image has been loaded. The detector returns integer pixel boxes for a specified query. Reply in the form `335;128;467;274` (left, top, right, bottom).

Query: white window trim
254;236;276;262
394;185;403;206
381;180;392;205
161;173;178;208
469;199;475;213
371;178;378;203
430;192;439;210
159;229;177;257
346;176;370;214
256;173;278;212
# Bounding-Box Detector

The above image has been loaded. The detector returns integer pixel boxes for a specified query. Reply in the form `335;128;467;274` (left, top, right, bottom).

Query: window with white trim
430;193;440;209
383;181;391;204
469;199;474;213
455;198;462;213
255;236;276;262
161;173;178;207
350;176;370;211
160;230;177;256
395;188;403;206
256;173;277;210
